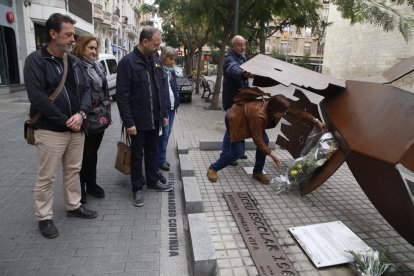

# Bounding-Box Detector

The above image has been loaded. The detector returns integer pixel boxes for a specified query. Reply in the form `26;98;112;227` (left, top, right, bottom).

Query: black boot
86;184;105;198
80;182;87;204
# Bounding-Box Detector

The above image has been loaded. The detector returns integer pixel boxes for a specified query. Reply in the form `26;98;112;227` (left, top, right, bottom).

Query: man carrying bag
24;13;98;239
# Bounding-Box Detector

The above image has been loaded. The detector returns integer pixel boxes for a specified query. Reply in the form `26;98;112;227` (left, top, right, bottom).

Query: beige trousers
34;129;85;220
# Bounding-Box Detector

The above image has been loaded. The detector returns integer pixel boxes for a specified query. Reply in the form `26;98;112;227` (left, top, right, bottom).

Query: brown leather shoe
67;205;98;219
252;172;270;185
38;219;59;239
207;167;218;182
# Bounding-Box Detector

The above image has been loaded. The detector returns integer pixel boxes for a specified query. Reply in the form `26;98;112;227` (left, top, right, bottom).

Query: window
304;42;311;55
317;42;324;55
280;41;291;54
0;0;13;7
106;59;118;75
305;27;312;37
322;8;329;21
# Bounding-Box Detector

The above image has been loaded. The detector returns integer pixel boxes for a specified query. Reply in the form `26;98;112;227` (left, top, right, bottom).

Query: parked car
98;53;117;100
173;66;193;102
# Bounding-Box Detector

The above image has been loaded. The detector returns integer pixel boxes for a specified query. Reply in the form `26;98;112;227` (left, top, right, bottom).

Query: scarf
81;57;106;98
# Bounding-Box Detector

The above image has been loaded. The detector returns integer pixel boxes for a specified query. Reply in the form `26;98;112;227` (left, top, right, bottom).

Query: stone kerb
177;139;188;154
200;139;275;150
182;176;204;214
179;154;194;177
188;213;217;276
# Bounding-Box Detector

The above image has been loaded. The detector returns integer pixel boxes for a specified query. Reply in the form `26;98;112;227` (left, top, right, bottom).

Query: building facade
0;0;148;90
265;0;330;72
91;0;145;61
0;0;93;91
322;3;414;90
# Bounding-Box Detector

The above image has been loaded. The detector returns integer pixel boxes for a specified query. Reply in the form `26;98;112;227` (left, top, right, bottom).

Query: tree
331;0;414;41
296;54;311;69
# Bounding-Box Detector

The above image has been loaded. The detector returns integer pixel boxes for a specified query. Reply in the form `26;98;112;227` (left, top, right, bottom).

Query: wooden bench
201;79;215;102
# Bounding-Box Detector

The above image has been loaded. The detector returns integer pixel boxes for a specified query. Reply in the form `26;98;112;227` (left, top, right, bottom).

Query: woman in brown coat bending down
207;87;326;184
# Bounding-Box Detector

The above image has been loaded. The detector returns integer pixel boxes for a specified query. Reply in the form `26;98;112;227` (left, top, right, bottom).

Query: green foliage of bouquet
287;134;338;184
273;128;339;193
347;248;394;276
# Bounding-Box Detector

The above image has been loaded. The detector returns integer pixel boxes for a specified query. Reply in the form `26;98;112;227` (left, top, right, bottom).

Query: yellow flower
296;163;303;169
290;170;298;176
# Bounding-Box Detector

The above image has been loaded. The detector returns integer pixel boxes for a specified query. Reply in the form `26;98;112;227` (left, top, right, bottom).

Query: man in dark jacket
24;13;98;239
222;35;253;111
116;26;173;207
222;35;253;164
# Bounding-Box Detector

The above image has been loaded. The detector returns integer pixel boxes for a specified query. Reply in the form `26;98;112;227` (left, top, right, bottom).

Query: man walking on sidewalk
116;26;173;207
24;13;98;239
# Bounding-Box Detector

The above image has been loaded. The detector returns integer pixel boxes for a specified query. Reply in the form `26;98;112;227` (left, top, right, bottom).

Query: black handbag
83;98;111;134
83;79;112;134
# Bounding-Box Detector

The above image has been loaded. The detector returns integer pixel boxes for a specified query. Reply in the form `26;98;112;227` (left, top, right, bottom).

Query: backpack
233;87;271;105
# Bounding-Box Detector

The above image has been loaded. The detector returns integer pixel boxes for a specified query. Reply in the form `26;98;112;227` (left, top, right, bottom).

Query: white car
98;53;117;99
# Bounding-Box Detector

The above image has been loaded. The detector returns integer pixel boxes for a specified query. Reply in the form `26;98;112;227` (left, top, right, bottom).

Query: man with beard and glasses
116;26;173;207
24;13;98;239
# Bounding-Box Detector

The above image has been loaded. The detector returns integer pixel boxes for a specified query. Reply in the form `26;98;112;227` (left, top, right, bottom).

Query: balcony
125;24;138;38
133;3;140;16
93;3;103;22
103;11;112;27
113;7;120;20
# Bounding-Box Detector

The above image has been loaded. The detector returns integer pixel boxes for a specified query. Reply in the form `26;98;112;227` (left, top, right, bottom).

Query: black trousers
130;128;160;193
80;131;105;188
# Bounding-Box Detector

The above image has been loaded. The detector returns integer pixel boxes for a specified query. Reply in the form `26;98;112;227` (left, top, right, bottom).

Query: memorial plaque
223;192;298;276
289;221;370;268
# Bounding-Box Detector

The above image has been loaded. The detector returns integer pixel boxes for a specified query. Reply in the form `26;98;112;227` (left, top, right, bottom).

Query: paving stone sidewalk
174;82;414;276
0;94;188;275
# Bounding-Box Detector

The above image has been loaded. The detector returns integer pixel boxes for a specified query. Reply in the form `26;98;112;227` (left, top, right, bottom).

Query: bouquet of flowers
273;127;339;193
347;248;393;276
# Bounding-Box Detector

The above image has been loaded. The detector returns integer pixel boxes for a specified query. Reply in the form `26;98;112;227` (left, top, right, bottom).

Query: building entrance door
0;25;19;85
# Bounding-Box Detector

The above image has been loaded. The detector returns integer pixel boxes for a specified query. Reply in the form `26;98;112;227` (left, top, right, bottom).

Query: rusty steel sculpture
241;54;414;246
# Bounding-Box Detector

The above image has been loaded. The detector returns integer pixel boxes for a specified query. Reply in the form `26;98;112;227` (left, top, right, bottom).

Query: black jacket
24;49;91;132
116;48;167;131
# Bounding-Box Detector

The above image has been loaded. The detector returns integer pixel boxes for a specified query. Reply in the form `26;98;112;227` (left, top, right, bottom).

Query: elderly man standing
222;35;253;111
221;35;253;166
116;26;173;208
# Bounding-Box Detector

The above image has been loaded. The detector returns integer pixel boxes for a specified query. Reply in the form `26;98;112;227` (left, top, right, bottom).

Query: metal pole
234;0;240;35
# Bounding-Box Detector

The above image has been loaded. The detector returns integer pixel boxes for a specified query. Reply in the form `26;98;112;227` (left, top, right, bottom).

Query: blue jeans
130;128;159;193
210;113;269;173
158;109;176;165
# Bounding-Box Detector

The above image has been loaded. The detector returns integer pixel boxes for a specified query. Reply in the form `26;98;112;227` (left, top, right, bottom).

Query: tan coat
228;97;317;156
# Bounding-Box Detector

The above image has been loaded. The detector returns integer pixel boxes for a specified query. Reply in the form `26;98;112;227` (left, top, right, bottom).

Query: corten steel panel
357;56;414;84
320;81;414;245
242;54;414;246
241;54;345;96
276;89;321;159
322;81;414;166
346;151;414;246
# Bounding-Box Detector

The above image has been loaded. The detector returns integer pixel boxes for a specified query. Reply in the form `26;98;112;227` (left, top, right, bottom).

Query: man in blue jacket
220;35;253;166
116;26;173;207
24;13;98;239
222;35;253;111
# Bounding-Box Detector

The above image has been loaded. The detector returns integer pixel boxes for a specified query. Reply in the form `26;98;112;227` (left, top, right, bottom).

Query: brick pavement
0;93;188;275
174;82;414;276
0;83;413;276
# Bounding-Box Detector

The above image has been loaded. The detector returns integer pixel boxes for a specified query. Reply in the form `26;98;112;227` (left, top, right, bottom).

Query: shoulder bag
24;53;68;145
115;126;131;175
83;79;112;134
